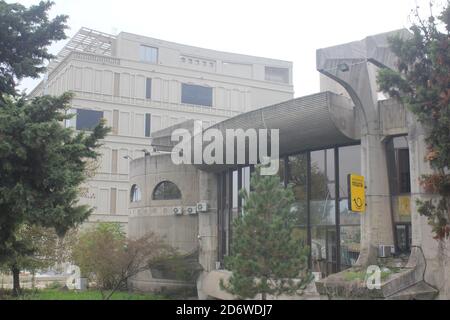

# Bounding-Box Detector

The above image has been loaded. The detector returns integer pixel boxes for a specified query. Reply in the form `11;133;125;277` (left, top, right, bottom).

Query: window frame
264;66;290;84
140;45;158;64
130;184;142;203
152;181;182;201
75;109;104;131
181;83;213;107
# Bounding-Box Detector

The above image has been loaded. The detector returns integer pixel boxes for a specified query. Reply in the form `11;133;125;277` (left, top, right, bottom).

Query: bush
72;222;190;299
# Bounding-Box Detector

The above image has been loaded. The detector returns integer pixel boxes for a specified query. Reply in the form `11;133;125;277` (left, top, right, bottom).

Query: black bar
334;147;341;272
237;167;242;217
228;169;233;256
284;155;289;188
306;152;312;270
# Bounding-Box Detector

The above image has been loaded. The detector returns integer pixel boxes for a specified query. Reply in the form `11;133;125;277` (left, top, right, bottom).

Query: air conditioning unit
173;206;183;216
378;245;395;258
197;202;208;213
186;206;197;215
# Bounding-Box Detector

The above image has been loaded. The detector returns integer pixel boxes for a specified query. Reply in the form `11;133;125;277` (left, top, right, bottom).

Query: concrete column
317;59;394;265
358;133;394;265
197;171;219;299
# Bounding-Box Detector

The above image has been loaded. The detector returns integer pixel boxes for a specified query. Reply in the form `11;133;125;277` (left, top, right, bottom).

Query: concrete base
387;282;438;300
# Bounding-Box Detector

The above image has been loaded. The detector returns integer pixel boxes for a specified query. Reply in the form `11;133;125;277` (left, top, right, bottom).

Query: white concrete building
29;27;294;229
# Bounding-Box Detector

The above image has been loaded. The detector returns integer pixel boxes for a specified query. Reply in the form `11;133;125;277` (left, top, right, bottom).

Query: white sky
11;0;438;97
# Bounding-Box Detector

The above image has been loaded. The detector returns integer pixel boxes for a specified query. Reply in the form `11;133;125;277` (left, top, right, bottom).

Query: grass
0;288;167;300
342;269;396;282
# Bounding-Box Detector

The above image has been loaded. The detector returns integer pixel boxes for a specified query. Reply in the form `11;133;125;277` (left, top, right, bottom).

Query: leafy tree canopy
378;1;450;240
0;0;68;96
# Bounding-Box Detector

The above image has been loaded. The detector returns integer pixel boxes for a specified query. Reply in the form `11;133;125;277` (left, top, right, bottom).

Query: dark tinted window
398;149;411;194
146;78;152;99
76;109;103;131
265;66;289;83
181;84;212;107
152;181;182;200
145;113;151;137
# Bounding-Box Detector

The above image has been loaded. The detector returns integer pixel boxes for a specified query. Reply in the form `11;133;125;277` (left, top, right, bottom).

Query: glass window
146;78;152;99
140;45;158;63
338;145;362;223
340;225;361;269
145;113;151;138
338;145;361;199
387;136;411;195
265;66;289;83
181;83;213;107
130;184;141;203
395;224;412;254
397;149;411;194
311;227;337;276
288;154;308;226
310;149;335;225
152;181;182;200
76;109;103;131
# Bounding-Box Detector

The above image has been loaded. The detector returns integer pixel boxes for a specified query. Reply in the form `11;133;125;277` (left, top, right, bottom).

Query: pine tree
0;93;109;295
220;166;313;300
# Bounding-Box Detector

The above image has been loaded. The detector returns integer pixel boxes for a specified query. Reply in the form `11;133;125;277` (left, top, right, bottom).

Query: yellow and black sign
348;174;366;213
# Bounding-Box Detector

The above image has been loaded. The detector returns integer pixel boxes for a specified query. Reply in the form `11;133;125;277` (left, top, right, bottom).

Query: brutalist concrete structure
127;30;450;299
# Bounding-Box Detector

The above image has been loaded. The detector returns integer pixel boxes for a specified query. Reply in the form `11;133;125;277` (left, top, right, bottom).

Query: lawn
1;289;167;300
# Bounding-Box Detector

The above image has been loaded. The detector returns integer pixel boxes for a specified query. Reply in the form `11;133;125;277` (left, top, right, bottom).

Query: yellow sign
348;174;366;213
398;196;411;216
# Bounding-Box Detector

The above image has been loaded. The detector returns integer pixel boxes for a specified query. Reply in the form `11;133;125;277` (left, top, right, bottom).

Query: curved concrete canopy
193;91;360;172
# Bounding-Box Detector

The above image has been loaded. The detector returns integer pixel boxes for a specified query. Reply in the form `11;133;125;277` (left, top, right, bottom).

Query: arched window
152;181;182;200
130;184;142;202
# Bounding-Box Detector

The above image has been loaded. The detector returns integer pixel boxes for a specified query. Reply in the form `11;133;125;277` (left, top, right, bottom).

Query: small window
76;109;103;131
181;83;212;107
265;66;289;83
152;181;182;201
397;149;411;194
146;78;152;99
145;113;151;137
130;184;142;202
140;45;158;64
395;224;412;253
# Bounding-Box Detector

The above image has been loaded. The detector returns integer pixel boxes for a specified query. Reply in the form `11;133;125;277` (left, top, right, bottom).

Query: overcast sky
12;0;439;97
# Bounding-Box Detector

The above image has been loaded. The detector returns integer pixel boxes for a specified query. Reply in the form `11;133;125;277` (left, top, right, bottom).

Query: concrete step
387;281;438;300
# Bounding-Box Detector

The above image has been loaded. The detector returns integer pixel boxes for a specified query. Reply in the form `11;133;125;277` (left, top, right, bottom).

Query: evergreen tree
0;0;68;97
0;93;109;294
378;1;450;240
220;167;313;300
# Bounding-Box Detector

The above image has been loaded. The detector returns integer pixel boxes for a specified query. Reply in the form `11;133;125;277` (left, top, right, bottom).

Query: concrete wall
128;154;200;253
408;119;450;299
128;154;202;292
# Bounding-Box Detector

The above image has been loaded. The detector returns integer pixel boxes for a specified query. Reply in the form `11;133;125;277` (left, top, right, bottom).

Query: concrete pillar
197;171;219;299
316;59;394;265
358;133;393;265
